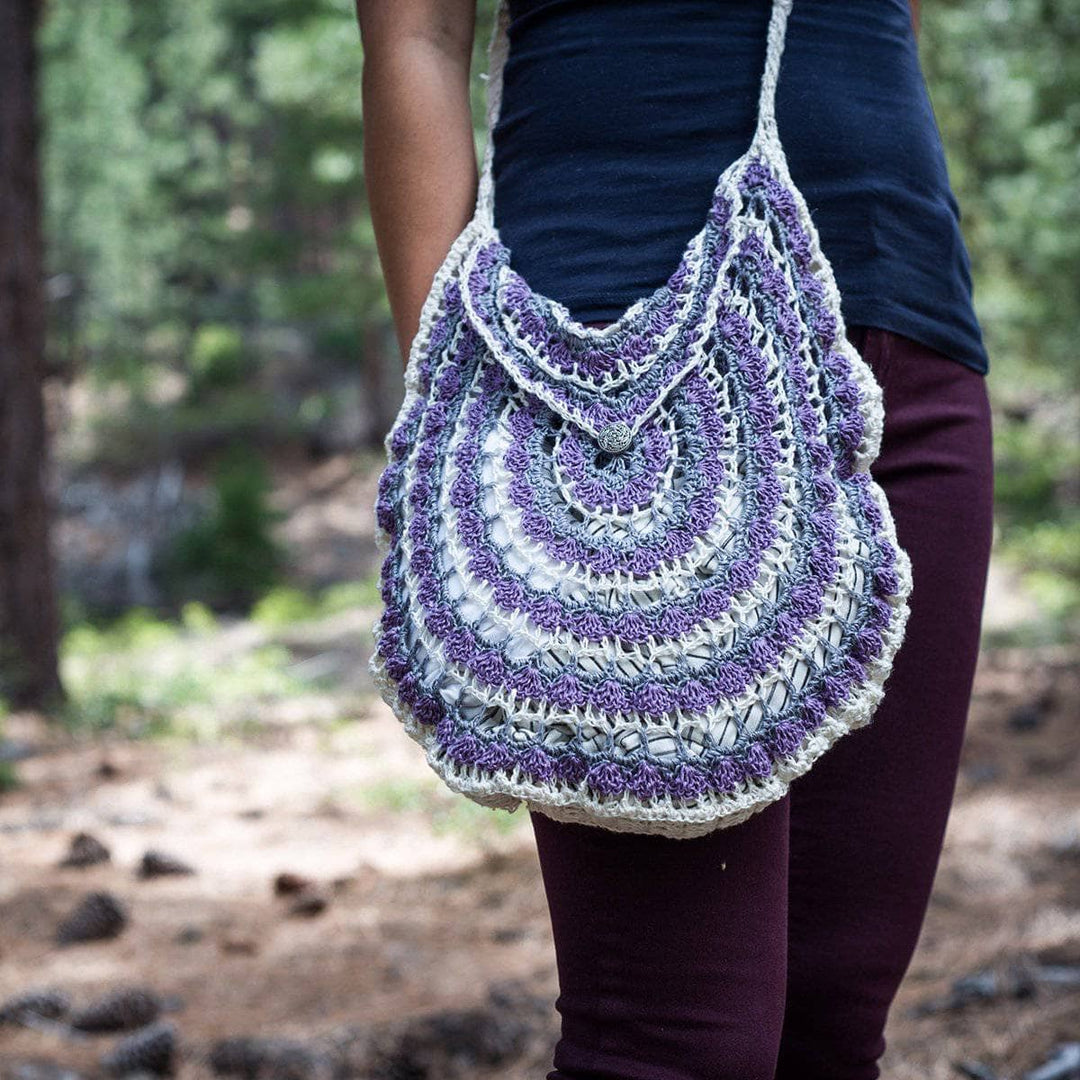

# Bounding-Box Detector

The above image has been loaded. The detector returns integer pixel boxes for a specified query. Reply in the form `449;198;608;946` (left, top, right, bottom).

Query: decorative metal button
597;420;632;454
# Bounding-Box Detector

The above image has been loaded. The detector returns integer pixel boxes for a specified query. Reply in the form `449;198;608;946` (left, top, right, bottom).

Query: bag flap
458;234;732;443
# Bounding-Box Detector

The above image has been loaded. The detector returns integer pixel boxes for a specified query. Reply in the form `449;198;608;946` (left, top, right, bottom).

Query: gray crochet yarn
369;0;913;839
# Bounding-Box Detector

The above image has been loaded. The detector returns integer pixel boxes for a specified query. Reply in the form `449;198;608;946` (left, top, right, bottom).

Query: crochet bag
369;0;913;839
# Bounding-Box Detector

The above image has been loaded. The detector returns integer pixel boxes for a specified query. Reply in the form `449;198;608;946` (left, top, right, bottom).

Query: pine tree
0;0;63;710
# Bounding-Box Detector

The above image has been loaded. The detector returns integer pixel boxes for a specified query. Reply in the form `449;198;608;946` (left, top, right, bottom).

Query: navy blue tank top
490;0;989;375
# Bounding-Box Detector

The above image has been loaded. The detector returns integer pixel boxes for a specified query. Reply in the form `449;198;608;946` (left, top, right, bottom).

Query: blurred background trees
922;0;1080;627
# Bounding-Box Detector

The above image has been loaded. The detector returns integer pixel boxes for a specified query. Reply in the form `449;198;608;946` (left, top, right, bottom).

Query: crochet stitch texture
368;0;914;839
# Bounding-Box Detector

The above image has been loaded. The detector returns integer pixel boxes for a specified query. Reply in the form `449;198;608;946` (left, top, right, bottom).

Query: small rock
287;889;329;918
911;962;1036;1017
56;892;127;945
273;872;314;897
175;925;204;946
97;758;123;780
1008;701;1047;732
0;988;71;1026
962;761;1002;786
1026;752;1067;776
100;1020;176;1077
70;986;163;1033
209;1036;333;1080
59;832;112;869
220;936;258;956
367;1004;533;1078
137;850;195;879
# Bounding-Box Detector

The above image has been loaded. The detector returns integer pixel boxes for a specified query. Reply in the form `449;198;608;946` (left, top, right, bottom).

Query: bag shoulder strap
474;0;794;227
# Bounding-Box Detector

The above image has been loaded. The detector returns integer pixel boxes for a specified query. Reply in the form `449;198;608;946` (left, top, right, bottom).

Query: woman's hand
356;0;478;369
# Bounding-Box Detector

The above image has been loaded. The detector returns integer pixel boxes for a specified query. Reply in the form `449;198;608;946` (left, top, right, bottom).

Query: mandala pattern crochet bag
368;0;914;839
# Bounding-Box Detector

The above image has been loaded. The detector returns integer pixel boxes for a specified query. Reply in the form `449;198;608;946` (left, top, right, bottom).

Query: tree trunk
361;317;403;448
0;0;64;709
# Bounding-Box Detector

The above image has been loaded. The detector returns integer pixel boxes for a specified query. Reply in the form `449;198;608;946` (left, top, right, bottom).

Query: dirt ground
1;633;1077;1079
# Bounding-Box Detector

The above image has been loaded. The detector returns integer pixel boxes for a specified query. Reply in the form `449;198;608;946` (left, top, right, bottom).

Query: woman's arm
356;0;478;368
910;0;920;37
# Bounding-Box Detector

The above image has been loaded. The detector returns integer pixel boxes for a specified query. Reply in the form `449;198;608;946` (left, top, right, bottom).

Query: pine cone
209;1036;267;1078
137;850;195;879
272;873;313;897
286;890;328;918
208;1036;333;1080
0;988;70;1025
101;1020;176;1076
70;986;162;1033
56;891;127;945
59;832;111;868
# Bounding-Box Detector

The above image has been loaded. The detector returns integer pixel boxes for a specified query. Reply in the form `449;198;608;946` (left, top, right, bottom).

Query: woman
356;2;994;1077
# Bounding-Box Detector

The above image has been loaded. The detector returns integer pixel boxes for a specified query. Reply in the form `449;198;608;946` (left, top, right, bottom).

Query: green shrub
250;580;382;629
60;606;305;738
162;446;287;611
251;586;319;628
994;415;1077;525
319;579;381;612
993;408;1080;634
0;707;15;793
187;324;253;400
0;762;18;794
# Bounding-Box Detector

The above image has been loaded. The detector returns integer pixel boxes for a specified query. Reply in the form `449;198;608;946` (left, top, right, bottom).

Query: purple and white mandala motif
368;147;913;838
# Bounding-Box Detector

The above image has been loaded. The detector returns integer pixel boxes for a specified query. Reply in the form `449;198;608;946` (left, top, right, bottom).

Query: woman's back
492;0;989;374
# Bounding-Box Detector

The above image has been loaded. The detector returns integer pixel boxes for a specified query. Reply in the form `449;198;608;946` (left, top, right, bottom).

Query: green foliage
0;763;19;794
35;0;1079;636
355;777;434;814
187;324;253;399
42;0;1072;387
181;601;220;635
60;606;305;737
998;511;1080;629
322;578;382;611
919;2;1080;632
1017;514;1080;583
992;409;1080;630
993;415;1080;525
0;707;16;793
921;0;1080;392
38;0;389;375
163;447;287;610
427;790;524;841
64;606;178;658
250;586;321;627
250;579;382;628
88;387;302;471
39;0;166;361
38;0;505;379
353;777;524;840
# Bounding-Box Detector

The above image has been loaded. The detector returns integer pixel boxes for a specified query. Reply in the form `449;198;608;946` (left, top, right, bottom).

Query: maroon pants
529;324;995;1080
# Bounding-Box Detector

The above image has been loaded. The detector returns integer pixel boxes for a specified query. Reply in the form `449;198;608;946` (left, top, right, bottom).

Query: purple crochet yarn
369;141;908;813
